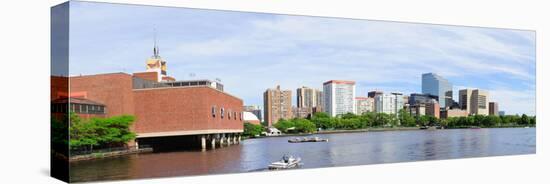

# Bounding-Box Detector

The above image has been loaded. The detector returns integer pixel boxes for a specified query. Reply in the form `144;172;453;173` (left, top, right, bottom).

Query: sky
67;1;536;115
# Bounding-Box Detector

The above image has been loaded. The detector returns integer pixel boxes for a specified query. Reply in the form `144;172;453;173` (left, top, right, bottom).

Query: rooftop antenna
153;28;160;59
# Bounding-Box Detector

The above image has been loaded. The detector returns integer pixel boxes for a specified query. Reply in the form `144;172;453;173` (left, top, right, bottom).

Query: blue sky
68;1;536;115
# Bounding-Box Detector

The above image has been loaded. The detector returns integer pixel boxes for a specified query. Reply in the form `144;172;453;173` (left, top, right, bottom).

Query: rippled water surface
70;128;535;182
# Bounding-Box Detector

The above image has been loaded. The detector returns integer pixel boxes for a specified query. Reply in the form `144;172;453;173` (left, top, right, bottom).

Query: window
234;112;237;120
221;108;225;119
211;106;216;117
228;109;232;119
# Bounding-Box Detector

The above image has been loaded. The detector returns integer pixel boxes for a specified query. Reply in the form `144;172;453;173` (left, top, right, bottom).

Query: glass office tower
421;73;452;108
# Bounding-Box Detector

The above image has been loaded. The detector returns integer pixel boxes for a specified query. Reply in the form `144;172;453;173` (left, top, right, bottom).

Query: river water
70;128;535;182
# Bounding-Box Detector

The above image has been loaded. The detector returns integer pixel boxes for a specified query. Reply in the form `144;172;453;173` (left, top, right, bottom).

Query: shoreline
247;126;534;139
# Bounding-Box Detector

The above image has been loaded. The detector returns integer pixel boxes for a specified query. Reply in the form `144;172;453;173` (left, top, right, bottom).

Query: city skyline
67;1;535;115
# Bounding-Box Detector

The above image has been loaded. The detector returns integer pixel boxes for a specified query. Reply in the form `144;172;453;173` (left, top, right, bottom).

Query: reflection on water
70;128;535;182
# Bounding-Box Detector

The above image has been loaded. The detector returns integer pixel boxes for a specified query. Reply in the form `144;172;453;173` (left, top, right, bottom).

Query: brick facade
67;72;244;138
133;86;243;135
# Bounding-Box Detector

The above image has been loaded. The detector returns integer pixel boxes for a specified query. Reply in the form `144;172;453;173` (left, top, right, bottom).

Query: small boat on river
268;154;302;170
288;137;329;143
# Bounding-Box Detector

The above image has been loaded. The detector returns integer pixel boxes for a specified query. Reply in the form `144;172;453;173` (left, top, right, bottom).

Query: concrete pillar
200;135;206;150
238;134;242;143
211;136;216;149
220;134;226;145
228;134;233;145
135;140;139;149
232;134;237;144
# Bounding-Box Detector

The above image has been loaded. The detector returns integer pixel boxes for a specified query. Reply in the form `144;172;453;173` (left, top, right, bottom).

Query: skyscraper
323;80;356;117
422;73;452;108
263;85;292;127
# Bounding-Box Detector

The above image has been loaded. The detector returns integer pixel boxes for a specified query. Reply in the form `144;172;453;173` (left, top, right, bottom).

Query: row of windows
211;106;242;121
51;103;106;114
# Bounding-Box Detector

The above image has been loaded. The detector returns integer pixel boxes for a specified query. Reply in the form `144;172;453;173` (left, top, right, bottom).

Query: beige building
459;89;489;115
296;86;323;116
410;104;426;117
264;85;292;127
441;109;469;118
355;97;374;115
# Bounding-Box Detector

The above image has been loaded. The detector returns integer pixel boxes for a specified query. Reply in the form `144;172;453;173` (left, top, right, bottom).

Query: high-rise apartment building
422;73;452;108
323;80;356;117
263;85;292;127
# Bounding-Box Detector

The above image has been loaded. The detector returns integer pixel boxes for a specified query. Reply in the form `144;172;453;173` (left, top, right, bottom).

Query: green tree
520;114;530;125
69;114;137;151
243;122;263;137
398;109;416;127
294;118;317;133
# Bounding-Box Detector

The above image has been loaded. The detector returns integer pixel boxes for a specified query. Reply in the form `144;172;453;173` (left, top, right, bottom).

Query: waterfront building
264;85;292;126
296;86;323;117
243;111;261;125
392;92;405;116
459;89;489;115
459;89;473;113
441;109;469;118
315;90;324;113
58;45;244;150
243;105;263;122
292;106;313;118
375;94;396;114
323;80;356;117
355;97;374;115
422;73;453;108
489;102;499;116
410;104;426;117
425;99;440;118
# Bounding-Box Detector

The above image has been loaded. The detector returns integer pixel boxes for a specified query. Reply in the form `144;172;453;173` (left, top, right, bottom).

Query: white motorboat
268;155;302;170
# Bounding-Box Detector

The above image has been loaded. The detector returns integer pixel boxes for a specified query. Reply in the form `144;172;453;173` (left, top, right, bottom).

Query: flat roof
323;80;356;85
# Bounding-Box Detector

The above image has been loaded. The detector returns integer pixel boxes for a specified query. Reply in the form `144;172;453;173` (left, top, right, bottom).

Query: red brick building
64;72;244;150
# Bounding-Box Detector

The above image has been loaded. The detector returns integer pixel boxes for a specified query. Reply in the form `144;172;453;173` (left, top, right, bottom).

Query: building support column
211;135;216;149
200;135;206;150
238;134;242;143
220;134;226;146
228;134;233;145
232;134;237;144
135;140;139;149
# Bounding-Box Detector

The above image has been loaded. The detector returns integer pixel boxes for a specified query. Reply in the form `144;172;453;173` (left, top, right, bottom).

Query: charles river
70;128;535;182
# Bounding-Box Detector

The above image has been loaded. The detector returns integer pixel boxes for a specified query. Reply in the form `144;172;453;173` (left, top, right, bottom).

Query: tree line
244;110;536;135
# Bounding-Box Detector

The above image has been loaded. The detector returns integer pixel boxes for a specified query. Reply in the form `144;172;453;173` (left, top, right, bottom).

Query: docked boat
288;137;328;143
268;155;302;170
